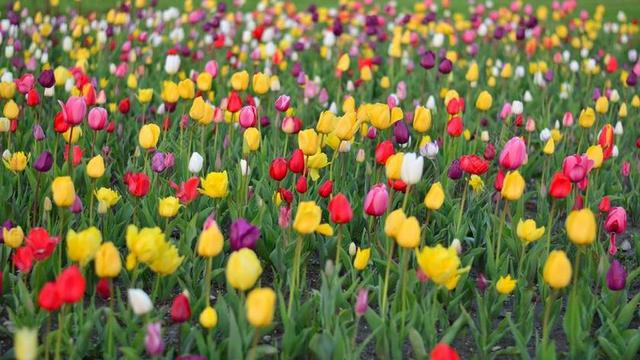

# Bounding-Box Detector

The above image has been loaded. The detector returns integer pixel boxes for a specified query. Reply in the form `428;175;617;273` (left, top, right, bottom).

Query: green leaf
408;327;428;360
309;332;335;360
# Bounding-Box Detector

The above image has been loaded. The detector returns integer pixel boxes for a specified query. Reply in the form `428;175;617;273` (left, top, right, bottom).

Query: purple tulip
38;69;55;88
627;72;637;87
355;289;368;316
606;260;627;291
33;124;45;141
393;121;409;144
420;50;436;70
592;88;601;101
476;273;488;293
33;151;53;172
229;218;260;251
144;322;165;356
448;159;463;180
438;58;453;74
70;196;83;214
151;152;166;173
260;116;270;128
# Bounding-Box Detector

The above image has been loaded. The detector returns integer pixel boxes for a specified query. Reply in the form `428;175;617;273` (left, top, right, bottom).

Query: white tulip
421;141;439;160
240;159;250;176
164;54;181;75
511;100;523;115
612;145;619;158
188;152;203;173
539;128;551;142
127;288;153;316
614;121;623;135
400;153;423;185
523;91;533;103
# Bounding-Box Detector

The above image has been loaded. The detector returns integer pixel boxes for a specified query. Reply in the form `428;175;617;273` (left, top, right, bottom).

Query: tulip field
2;0;640;359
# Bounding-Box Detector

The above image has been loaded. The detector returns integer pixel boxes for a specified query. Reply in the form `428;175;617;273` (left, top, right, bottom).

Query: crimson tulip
269;158;288;181
56;265;86;304
375;140;395;165
288;149;305;174
328;193;353;224
38;281;62;312
171;293;191;323
459;155;489;175
548;172;572;199
124;172;151;197
318;180;333;198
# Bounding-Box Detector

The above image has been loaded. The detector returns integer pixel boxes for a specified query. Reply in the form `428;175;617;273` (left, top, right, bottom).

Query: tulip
375;140;395;165
499;137;527;170
197;217;224;257
246;287;276;328
51;176;76;207
585;145;603;168
565;208;597;246
33;151;53;172
88;107;108;130
393;121;409;144
606;260;627;291
385;153;404;180
60;96;86;125
33;124;45;141
326;193;353;224
188;152;204;173
430;343;460;360
293;201;322;234
164;51;181;75
252;72;270;95
244;128;261;151
475;91;493;111
230;70;249;91
238;106;257;128
56;265;86;304
138;124;161;149
578;107;595;128
605;207;627;255
274;95;291;112
86;155;105;178
124;172;150;197
459;155;489;175
269;158;288;181
500;171;525;201
199;306;218;328
496;275;517;294
412;106;431;132
200;171;229;198
543;250;572;289
14;328;38;360
230;218;260;251
128;288;153;315
158;197;180;218
516;219;545;245
38;281;62;312
364;184;388;216
416;245;463;290
3;225;24;248
171;293;191;323
298;129;319;156
288;149;305;174
95;242;122;278
3;151;29;172
226;248;262;291
67;227;102;266
144;322;165;356
549;172;572;198
354;289;368;316
353;248;371;270
318;180;333;198
396;216;421;248
400;153;424;185
178;79;195;100
448;160;463;180
13;247;34;273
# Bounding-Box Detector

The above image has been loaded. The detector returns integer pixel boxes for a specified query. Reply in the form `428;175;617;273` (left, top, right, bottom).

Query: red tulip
328;193;353;224
318;180;333;198
598;196;611;213
389;179;407;192
56;265;86;304
26;88;40;107
493;170;505;191
96;278;111;300
124;172;151;197
82;83;96;106
278;188;293;205
169;177;200;204
598;124;614;160
281;116;302;134
25;227;59;261
447;117;463;137
548;172;572;199
446;98;464;115
118;97;131;114
459;155;489;175
227;91;242;113
288;149;305;174
483;143;496;160
38;281;62;312
430;343;460;360
572;194;584;210
63;145;83;166
12;247;34;273
375;140;395;165
295;175;308;193
269;158;288;181
171;293;191;323
54;111;70;133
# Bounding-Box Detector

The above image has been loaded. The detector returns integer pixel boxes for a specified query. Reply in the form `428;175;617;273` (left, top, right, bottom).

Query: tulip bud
188;152;204;173
606;260;627;291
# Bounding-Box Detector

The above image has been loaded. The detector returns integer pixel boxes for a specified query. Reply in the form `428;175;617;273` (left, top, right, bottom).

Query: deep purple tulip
393;121;409;144
627;72;637;87
606;260;627;291
438;58;453;74
448;160;463;180
592;88;601;101
544;70;554;83
38;69;55;88
230;218;260;251
33;151;53;172
260;115;270;127
476;273;488;293
420;50;436;69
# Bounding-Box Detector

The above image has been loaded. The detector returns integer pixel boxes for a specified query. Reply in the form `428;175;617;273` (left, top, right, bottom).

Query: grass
14;0;640;20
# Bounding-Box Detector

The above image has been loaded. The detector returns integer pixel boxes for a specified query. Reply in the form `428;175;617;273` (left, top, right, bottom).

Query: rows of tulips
1;0;640;358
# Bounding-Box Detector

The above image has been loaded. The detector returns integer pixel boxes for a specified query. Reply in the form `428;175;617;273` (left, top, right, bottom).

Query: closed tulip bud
33;151;53;172
353;248;371;270
328;193;353;224
128;288;153;315
14;328;38;360
606;260;627;291
585;145;603;168
412;106;431;132
88;107;108;130
298;129;319;155
138;124;161;149
158;197;180;218
246;287;276;328
274;95;291;112
364;184;388;216
199;306;218;328
565;208;597;245
226;248;262;291
230;71;249;91
51;176;76;207
244;128;261;151
500;171;525;201
238;106;257;128
3;100;19;119
197;218;224;257
252;73;270;95
178;79;195;100
543;138;555;155
33;124;45;141
95;242;121;278
595;96;609;113
475;91;493;111
543;250;572;289
144;322;165;356
384;209;406;238
400;153;423;185
188;152;204;173
293;201;321;234
86;155;105;178
171;293;191;323
3;225;24;248
578;107;595;128
354;288;368;316
424;182;445;210
396;216;421;248
499;137;527;170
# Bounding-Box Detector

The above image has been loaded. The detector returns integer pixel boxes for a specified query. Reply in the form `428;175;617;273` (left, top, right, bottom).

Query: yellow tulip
516;219;545;245
384;209;406;238
149;241;183;275
585;145;603;168
197;222;224;257
353;248;371;270
14;328;38;360
199;306;218;328
475;90;493;111
137;88;153;104
3;151;28;172
316;111;336;134
396;216;421;248
416;244;463;290
595;96;609;113
496;274;517;294
189;96;206;120
200;171;229;198
412;106;431;133
543;138;555;155
161;81;179;103
197;72;213;91
3;99;19;119
244;127;261;151
385;153;404;180
565;208;596;245
67;227;102;266
51;176;76;207
465;62;479;82
178;79;195;100
298;128;319;156
230;70;249;91
543;250;572;289
158;196;180;218
95;242;122;278
63;126;82;144
138;124;160;149
578;107;595;128
126;225;165;264
94;187;120;210
500;171;525;201
252;72;270;95
336;53;350;72
424;182;445;210
3;226;24;248
226;248;262;291
86;155;105;178
334;112;358;140
246;287;276;328
293;201;322;234
469;175;484;193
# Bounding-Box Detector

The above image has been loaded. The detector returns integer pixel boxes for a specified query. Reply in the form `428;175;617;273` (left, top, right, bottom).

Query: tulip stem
399;249;409;337
545;201;556;257
541;289;557;350
282;135;289;157
572;248;582;288
67;126;74;176
107;281;115;359
204;257;213;306
455;179;469;238
381;237;395;321
288;235;303;317
401;185;411;211
495;202;509;265
89;179;95;225
55;305;66;360
248;329;260;360
335;225;343;266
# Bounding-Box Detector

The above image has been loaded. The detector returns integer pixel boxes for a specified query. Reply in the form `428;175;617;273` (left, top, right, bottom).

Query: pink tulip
525;117;536;132
238;106;257;128
562;154;593;183
115;63;128;78
274;95;291;113
204;60;218;78
499;137;527;170
59;96;87;125
499;103;512;120
605;207;627;255
562;112;574;127
621;161;630;177
364;184;388;217
15;73;35;93
88;107;108;130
